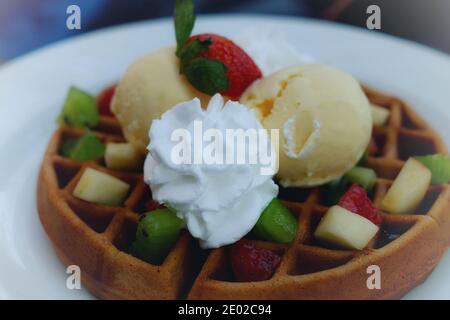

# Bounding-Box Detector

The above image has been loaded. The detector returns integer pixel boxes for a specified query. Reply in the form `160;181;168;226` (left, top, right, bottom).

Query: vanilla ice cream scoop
111;47;210;152
241;64;372;187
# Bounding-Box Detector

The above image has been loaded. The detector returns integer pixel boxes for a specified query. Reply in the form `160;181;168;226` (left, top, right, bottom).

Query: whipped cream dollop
233;25;314;76
144;94;278;248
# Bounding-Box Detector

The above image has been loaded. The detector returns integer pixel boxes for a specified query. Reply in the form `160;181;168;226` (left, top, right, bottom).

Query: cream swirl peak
144;94;279;248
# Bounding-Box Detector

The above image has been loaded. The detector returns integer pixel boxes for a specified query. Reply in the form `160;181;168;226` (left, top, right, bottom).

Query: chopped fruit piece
105;142;144;171
58;87;99;128
131;208;184;264
344;166;377;191
371;104;390;126
415;154;450;184
62;132;105;161
368;137;379;156
339;184;381;225
321;177;351;206
381;158;431;214
97;85;116;116
61;139;77;157
73;168;130;206
252;199;297;243
145;199;166;211
314;205;379;250
230;239;281;282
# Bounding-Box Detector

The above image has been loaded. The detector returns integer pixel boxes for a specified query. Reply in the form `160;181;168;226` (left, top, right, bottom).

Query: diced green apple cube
73;168;130;206
105;143;144;171
381;158;431;214
314;205;379;250
371;104;390;126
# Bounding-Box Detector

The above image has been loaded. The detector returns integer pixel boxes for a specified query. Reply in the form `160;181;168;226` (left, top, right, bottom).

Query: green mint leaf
174;0;195;56
183;57;229;95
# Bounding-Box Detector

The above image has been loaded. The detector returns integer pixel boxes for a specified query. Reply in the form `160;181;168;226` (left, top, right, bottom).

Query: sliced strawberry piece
145;199;166;212
230;239;281;282
97;85;116;117
339;184;382;225
188;34;262;99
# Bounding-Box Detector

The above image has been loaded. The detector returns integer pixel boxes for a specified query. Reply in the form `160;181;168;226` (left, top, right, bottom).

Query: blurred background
1;0;450;63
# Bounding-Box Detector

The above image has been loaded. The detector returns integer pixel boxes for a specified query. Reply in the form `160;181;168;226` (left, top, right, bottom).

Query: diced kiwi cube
58;86;99;128
62;132;105;161
252;198;297;243
344;166;377;191
415;154;450;184
131;208;184;264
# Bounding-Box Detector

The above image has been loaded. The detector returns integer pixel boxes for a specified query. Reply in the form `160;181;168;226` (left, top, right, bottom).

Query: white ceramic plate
0;15;449;300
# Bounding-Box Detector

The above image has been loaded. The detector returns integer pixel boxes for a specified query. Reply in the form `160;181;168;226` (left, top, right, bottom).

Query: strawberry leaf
174;0;195;56
183;57;229;95
179;38;212;72
173;0;231;96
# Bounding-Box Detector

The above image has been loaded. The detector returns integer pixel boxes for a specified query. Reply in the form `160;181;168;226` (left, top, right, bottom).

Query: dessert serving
37;0;450;299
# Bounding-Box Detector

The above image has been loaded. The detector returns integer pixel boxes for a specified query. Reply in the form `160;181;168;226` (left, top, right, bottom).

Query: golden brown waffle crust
37;86;450;299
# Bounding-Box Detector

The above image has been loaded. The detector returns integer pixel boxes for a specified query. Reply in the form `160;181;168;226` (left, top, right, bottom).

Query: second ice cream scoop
241;64;372;187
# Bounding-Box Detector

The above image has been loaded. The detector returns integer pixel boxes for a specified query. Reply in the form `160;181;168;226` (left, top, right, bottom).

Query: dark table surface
0;0;449;62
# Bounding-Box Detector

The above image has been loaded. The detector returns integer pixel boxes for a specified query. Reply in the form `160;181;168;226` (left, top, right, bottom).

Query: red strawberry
97;85;116;117
145;199;166;212
230;239;281;282
187;34;262;99
174;1;261;99
339;184;382;225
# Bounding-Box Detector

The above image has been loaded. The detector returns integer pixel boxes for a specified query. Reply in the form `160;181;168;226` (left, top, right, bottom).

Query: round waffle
37;86;450;299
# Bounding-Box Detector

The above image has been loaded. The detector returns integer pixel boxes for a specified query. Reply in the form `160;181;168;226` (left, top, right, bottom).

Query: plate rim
0;14;449;300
